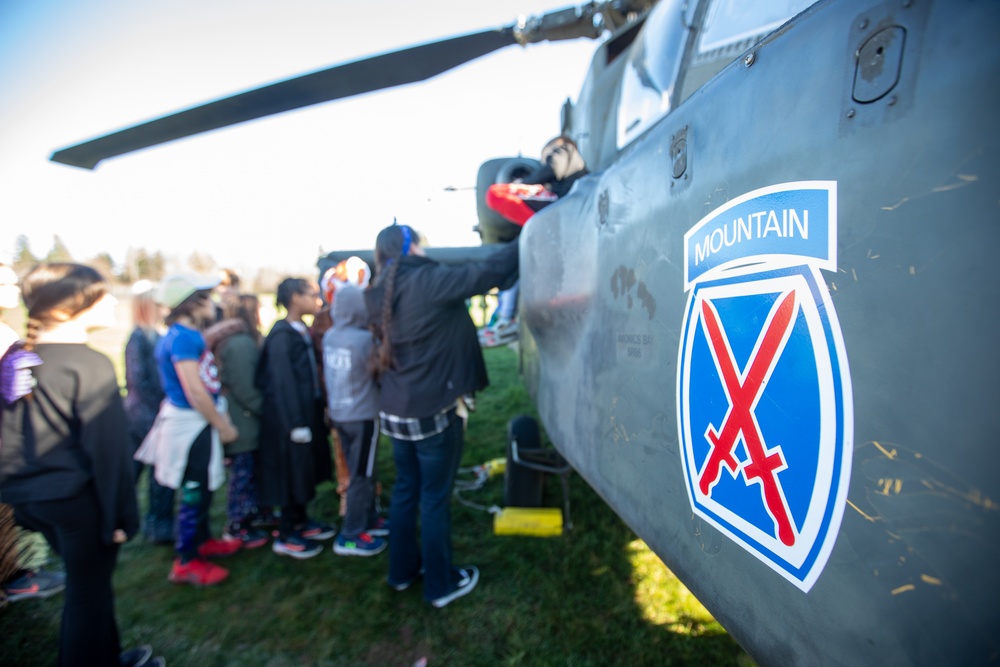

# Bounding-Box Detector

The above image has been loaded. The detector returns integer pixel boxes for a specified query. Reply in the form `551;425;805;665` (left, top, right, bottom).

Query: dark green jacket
206;320;262;456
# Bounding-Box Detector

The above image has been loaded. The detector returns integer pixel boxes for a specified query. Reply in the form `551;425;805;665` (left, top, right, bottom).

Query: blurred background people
323;284;386;557
204;294;269;549
123;280;174;544
480;135;588;347
315;257;373;519
213;268;241;322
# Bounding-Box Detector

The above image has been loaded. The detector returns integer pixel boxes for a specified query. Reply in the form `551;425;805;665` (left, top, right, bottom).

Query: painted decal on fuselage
677;181;852;592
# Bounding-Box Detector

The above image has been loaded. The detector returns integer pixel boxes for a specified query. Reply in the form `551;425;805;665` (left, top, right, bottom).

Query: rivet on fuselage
744;52;755;67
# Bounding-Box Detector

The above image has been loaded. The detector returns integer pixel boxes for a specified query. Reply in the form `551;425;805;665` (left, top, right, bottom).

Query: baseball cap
156;273;220;310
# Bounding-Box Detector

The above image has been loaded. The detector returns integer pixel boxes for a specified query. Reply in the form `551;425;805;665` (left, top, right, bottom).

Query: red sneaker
197;536;242;559
168;558;229;586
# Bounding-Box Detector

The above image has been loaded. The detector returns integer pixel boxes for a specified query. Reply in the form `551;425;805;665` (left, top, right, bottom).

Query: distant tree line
9;234;284;294
11;234;166;285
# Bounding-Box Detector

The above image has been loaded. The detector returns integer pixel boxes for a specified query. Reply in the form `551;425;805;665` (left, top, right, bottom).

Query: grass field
0;302;752;666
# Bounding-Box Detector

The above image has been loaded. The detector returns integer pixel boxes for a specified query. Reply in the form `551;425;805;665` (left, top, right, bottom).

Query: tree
45;235;73;263
252;267;283;295
89;252;116;282
11;235;38;274
122;247;166;283
187;252;216;275
147;252;165;281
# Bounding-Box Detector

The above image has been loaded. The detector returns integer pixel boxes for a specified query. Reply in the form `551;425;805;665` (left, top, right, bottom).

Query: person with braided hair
0;263;164;666
0;262;67;603
364;223;518;608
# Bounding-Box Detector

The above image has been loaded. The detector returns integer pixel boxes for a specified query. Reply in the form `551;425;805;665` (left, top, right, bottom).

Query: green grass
0;346;750;667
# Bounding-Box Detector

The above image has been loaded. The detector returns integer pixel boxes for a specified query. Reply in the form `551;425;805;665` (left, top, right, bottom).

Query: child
0;263;163;666
316;258;373;519
322;284;386;556
256;278;335;559
0;262;67;602
123;280;174;544
137;274;242;586
204;294;269;548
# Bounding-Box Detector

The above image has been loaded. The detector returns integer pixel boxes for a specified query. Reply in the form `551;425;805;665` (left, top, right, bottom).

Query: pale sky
0;0;597;276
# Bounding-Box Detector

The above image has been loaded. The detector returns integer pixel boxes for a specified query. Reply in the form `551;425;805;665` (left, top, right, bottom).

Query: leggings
14;484;121;667
176;426;213;562
226;451;260;528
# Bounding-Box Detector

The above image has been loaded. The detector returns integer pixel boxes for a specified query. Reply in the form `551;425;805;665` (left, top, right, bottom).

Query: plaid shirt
380;405;458;442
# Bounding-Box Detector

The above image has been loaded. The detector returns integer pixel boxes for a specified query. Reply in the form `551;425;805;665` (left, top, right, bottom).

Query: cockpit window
698;0;816;53
616;0;688;149
614;0;818;150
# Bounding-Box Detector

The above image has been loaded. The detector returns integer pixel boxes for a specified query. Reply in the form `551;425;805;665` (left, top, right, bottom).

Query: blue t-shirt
155;323;221;409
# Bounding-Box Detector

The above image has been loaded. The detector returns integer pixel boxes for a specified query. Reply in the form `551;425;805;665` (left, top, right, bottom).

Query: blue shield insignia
677;182;852;592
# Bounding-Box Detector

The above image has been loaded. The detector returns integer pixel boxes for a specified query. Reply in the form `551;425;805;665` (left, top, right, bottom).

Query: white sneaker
430;566;479;608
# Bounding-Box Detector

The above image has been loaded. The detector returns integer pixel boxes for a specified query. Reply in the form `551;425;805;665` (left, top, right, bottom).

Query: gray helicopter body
521;1;999;664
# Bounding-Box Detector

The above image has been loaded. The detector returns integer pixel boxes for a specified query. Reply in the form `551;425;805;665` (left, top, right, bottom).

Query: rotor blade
51;28;517;170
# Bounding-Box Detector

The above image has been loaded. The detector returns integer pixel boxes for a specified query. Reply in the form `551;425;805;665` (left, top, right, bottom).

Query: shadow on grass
0;347;751;667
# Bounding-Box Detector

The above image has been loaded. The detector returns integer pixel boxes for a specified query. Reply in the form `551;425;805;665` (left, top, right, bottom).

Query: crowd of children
0;243;517;662
0;133;592;665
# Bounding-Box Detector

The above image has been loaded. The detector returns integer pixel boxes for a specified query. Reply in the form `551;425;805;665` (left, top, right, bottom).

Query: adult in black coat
365;224;519;607
256;278;334;559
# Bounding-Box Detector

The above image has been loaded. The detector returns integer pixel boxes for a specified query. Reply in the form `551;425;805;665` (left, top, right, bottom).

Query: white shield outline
678;266;852;591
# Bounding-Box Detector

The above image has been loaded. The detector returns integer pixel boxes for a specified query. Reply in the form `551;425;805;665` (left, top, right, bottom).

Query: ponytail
369;223;420;378
1;263;106;403
20;263;107;346
372;258;401;377
23;318;42;352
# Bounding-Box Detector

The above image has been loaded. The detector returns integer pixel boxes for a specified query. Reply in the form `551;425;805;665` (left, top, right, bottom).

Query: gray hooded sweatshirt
322;284;379;422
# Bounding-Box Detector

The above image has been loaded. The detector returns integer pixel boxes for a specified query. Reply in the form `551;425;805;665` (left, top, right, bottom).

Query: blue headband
400;225;412;257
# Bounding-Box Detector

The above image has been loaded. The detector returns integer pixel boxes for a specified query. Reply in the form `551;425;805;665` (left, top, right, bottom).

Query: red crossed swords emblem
697;290;798;547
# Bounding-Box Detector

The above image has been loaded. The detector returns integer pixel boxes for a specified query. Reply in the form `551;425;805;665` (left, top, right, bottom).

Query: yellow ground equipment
492;507;564;537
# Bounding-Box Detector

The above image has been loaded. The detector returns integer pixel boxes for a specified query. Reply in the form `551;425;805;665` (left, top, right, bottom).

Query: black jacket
255;320;330;506
123;327;165;444
0;344;140;545
364;241;519;419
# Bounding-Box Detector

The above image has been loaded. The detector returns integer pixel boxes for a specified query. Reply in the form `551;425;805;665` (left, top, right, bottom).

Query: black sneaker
120;645;152;667
389;567;424;592
3;569;66;602
333;532;386;557
299;519;336;541
250;508;280;530
272;534;322;559
367;517;390;537
430;566;479;608
225;523;269;549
